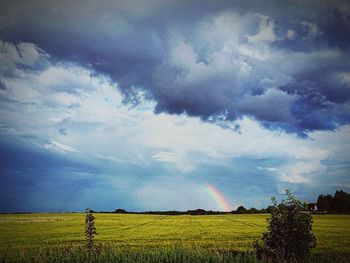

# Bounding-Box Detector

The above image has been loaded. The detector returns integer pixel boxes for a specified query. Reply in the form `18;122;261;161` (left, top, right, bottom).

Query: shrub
85;208;98;250
254;190;316;263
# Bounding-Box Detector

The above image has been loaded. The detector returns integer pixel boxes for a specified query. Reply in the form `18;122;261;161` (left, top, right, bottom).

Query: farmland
0;213;349;254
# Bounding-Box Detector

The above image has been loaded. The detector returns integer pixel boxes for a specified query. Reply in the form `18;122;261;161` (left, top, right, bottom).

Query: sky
0;0;350;212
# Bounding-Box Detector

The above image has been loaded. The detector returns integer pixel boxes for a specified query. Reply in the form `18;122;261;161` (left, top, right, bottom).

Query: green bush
254;190;316;263
85;208;97;250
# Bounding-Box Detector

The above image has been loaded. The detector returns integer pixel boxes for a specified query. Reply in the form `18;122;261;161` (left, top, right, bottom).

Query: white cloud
152;151;179;163
168;37;237;86
1;60;343;184
44;140;78;153
278;160;327;184
247;15;279;43
257;166;278;172
0;41;349;188
197;12;242;51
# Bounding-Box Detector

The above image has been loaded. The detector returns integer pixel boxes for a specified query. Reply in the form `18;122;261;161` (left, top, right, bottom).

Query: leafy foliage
316;190;350;213
254;190;316;263
333;190;350;212
85;208;98;250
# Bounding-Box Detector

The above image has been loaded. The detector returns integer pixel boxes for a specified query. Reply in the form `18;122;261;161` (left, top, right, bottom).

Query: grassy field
1;213;350;254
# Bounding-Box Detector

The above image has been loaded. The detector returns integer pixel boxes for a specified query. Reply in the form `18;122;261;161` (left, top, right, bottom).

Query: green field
1;213;349;254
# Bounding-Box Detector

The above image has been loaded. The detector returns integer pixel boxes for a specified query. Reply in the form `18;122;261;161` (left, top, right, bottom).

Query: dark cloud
1;0;350;134
0;79;6;90
237;89;297;123
321;8;350;49
0;136;96;212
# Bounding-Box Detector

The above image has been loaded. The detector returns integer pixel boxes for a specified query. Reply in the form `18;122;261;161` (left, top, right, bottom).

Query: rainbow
204;184;232;212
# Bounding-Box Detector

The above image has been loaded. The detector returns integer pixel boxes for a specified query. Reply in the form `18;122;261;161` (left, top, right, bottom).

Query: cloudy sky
0;0;350;212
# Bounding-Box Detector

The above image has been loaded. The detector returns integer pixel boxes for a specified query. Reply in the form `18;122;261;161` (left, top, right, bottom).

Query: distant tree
316;194;333;212
236;206;247;214
187;209;207;215
248;207;258;214
254;190;316;263
260;208;268;213
333;190;350;212
115;208;127;213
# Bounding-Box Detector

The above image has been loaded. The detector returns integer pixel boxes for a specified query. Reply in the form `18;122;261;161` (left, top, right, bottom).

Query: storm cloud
1;0;350;212
1;0;350;134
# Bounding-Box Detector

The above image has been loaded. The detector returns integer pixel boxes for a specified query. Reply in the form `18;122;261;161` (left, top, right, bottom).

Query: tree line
236;190;350;214
316;190;350;213
110;190;350;215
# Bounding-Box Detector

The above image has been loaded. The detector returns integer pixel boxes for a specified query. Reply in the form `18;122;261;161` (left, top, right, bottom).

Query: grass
1;245;262;263
0;213;349;262
0;214;267;251
1;245;349;263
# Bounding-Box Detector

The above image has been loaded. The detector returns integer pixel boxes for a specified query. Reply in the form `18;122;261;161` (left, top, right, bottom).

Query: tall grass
1;245;349;263
0;245;260;263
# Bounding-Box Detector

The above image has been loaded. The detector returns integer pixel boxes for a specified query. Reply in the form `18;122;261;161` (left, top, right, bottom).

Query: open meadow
1;213;349;254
